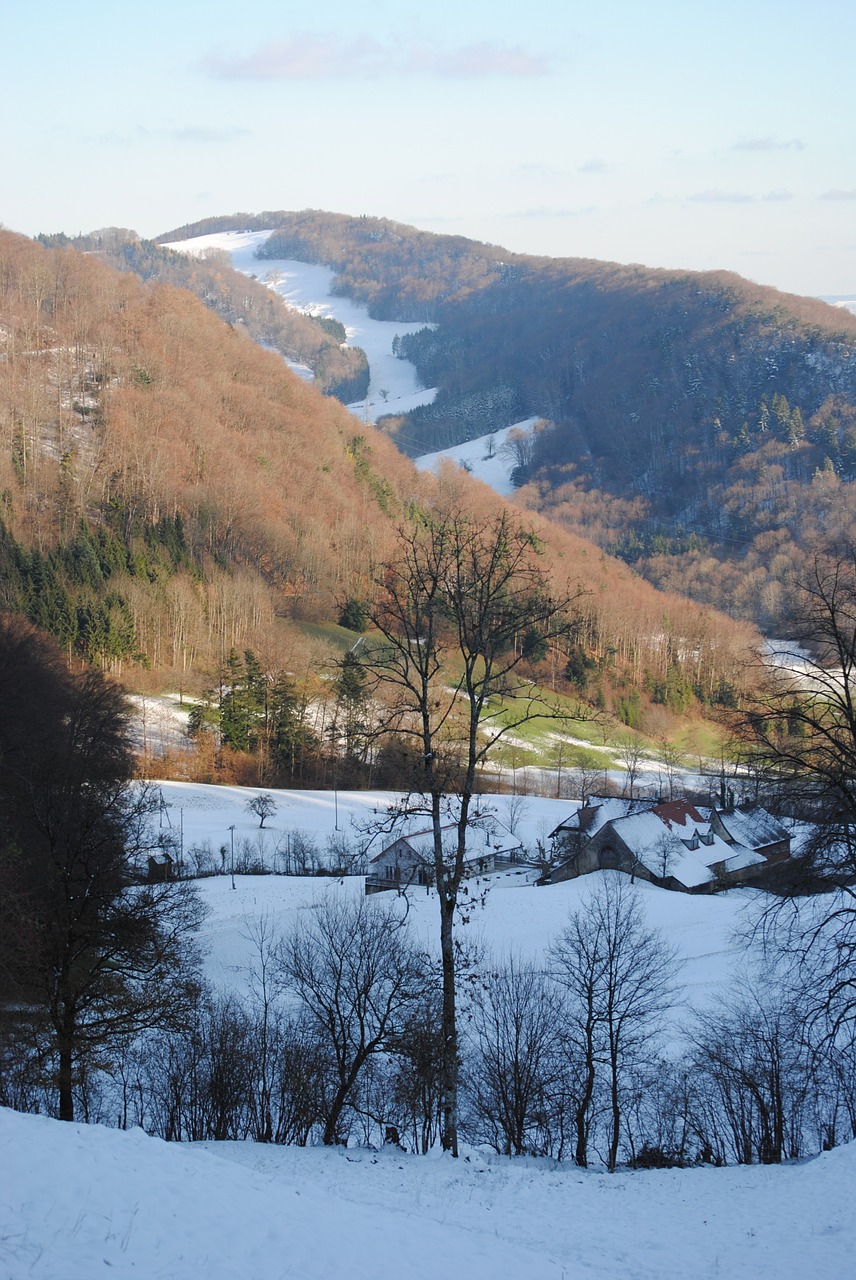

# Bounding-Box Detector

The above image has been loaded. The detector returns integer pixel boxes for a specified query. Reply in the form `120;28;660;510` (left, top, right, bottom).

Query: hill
0;228;761;779
35;227;370;404
157;211;856;632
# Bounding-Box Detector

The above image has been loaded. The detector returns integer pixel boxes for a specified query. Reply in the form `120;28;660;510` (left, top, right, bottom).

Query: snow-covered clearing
414;418;540;497
3;1103;852;1280
162;230;437;423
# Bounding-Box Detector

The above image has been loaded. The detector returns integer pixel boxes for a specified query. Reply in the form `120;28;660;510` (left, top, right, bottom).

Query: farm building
543;796;791;893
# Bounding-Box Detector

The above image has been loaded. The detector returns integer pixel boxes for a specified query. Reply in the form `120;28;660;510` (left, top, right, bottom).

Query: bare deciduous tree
550;876;679;1169
466;957;565;1155
276;896;427;1145
362;505;586;1154
739;552;856;1035
244;792;277;828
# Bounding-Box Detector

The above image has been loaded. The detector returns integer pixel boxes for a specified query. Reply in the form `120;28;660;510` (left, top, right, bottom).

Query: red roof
653;800;708;831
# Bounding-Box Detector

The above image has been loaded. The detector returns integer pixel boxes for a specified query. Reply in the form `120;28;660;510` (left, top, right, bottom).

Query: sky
2;0;854;297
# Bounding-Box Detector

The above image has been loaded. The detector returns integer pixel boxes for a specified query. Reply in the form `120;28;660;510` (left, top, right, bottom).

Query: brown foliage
0;230;758;709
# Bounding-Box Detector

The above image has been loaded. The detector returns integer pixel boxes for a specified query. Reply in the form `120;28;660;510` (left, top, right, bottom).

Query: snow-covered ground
161;230;437;422
3;1102;852;1280
2;779;841;1279
152;781;752;1009
126;694;192;756
414;418;540;497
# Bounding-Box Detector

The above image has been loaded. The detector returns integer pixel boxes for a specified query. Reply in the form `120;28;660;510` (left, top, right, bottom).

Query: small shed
146;851;175;882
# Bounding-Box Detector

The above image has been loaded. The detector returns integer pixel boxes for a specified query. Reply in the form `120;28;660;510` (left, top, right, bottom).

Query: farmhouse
366;822;525;894
543;795;791;893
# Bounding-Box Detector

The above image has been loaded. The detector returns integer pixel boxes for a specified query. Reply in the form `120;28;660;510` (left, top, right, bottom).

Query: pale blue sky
2;0;854;295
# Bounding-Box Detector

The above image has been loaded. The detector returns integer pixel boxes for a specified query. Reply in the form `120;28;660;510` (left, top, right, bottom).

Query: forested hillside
158;211;856;632
0;230;413;669
36;228;369;404
0;229;762;783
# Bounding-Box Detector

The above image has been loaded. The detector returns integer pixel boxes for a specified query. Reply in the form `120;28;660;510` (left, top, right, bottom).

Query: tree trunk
575;1057;596;1167
439;887;458;1155
322;1057;365;1146
58;1040;75;1121
608;1052;621;1172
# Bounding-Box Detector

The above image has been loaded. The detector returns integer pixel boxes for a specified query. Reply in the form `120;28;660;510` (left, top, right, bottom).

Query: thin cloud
97;125;248;145
688;190;754;204
420;43;547;77
579;158;609;174
820;188;856;201
166;126;250;143
762;189;794;202
202;34;549;80
517;162;569;178
733;136;805;152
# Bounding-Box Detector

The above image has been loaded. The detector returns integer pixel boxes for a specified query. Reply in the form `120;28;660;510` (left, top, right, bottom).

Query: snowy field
2;778;849;1279
414;418;540;497
3;1099;853;1279
150;781;752;1010
162;230;437;422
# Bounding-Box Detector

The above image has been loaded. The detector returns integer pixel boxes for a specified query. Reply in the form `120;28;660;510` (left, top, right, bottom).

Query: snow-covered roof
550;796;649;839
715;805;789;850
372;823;522;866
606;809;763;889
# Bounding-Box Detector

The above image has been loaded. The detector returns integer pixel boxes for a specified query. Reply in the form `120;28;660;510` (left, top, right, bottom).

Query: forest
0;227;764;792
37;228;369;404
155;210;856;634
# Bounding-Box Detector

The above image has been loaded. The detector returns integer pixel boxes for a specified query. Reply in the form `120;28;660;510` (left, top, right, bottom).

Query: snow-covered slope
2;780;836;1278
161;230;437;423
3;1105;852;1280
414;419;540;497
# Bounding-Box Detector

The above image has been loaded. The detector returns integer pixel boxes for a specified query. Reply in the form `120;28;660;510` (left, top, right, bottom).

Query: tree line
5;878;852;1169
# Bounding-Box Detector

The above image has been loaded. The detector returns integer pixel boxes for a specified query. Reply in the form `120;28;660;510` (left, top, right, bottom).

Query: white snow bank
2;1106;853;1280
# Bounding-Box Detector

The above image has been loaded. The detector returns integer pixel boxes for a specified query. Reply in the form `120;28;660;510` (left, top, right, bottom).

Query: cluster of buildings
367;796;792;896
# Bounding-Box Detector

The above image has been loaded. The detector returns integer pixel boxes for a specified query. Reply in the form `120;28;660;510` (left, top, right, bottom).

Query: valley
2;210;855;1280
6;3;856;1274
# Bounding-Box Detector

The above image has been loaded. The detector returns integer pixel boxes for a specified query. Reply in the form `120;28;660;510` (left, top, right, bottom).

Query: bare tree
244;792;277;828
499;424;539;479
738;551;856;1034
617;736;646;799
465;957;565;1155
276;896;427;1145
656;737;685;801
550;876;679;1169
387;991;445;1153
501;793;530;838
361;505;585;1153
688;968;817;1165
